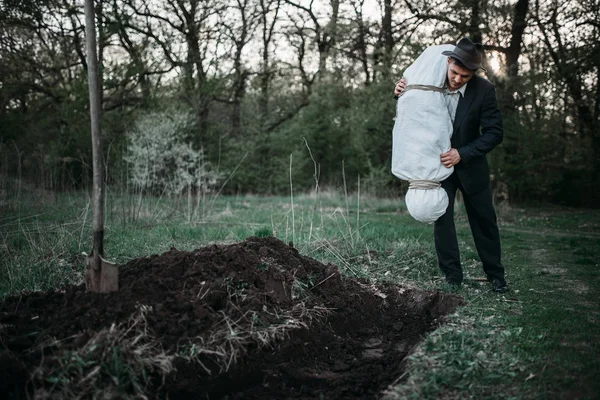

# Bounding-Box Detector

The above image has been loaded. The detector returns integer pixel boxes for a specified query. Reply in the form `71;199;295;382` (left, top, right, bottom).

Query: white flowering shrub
124;110;217;195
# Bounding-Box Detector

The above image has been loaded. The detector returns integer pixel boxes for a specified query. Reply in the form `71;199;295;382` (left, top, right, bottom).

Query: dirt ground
0;236;463;399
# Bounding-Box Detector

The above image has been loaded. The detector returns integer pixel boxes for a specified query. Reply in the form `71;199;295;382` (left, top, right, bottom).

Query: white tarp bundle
391;44;455;223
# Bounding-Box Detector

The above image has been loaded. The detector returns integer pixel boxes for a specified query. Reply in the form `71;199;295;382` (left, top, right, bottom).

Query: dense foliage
0;0;598;206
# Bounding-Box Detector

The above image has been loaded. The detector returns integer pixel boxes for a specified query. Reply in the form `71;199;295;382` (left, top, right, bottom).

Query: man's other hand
394;78;407;98
441;149;461;168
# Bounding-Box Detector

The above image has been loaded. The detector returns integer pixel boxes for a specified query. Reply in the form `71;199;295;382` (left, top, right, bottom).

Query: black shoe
491;279;509;293
445;277;462;287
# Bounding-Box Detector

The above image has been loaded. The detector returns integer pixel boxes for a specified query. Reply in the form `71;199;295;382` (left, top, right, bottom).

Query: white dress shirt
444;83;468;124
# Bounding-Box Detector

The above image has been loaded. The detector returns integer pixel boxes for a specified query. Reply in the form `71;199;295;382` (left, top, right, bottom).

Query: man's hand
441;149;461;168
394;78;407;98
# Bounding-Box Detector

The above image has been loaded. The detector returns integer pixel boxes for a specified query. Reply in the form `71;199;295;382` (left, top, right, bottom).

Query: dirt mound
0;236;463;399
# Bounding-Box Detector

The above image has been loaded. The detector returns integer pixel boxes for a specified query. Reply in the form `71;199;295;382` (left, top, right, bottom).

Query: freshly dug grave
0;236;463;399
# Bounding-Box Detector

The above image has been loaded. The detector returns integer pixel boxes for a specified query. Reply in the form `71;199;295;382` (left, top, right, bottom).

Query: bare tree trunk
506;0;529;78
184;2;210;142
486;0;529;114
372;0;394;81
259;0;280;127
318;0;339;78
351;0;370;85
382;0;393;74
231;75;245;136
595;65;600;125
467;0;482;42
229;0;257;136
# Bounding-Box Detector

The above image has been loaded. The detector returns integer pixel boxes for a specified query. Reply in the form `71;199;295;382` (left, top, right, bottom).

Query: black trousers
434;173;505;284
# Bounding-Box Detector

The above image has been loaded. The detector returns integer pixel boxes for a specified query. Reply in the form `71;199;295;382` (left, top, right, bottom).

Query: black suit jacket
451;75;503;194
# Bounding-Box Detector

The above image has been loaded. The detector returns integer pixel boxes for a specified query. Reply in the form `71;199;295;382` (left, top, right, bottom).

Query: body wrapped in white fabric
391;45;455;223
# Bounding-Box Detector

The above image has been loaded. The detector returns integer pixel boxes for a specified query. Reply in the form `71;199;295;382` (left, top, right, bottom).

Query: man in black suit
394;38;509;293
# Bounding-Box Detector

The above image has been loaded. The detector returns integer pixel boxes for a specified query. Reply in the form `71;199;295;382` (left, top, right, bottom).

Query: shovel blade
86;252;119;292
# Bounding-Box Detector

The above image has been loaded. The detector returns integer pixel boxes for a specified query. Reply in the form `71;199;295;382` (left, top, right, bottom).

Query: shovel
83;0;118;293
85;250;118;292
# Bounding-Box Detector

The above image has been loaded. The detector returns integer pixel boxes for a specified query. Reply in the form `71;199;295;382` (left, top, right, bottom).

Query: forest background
1;0;598;207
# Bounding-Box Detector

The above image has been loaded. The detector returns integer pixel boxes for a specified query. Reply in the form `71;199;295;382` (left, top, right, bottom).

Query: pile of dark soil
0;236;463;399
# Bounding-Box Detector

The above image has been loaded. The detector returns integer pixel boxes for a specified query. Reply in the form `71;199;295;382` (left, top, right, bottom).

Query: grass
384;207;600;400
1;186;599;399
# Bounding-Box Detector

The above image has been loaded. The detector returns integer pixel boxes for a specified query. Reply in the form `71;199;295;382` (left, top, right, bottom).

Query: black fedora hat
442;38;485;71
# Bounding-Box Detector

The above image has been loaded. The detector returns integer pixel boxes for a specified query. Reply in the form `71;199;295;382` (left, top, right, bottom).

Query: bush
124;110;219;195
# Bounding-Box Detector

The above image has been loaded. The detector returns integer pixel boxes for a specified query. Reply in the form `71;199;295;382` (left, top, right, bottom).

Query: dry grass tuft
31;305;173;399
179;303;332;375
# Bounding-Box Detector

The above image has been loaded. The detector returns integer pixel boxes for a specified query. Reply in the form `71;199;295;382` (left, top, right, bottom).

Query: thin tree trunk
381;0;393;79
317;0;340;78
259;0;280;127
506;0;529;79
468;0;482;43
594;65;600;126
231;0;252;136
496;0;529;113
185;20;209;143
352;0;370;85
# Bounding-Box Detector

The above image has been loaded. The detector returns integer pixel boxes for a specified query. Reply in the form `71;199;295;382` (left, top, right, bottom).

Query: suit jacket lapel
453;81;476;134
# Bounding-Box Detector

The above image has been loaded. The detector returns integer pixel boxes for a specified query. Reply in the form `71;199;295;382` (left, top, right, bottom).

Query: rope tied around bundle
393;84;446;120
408;180;441;190
398;84;446;97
